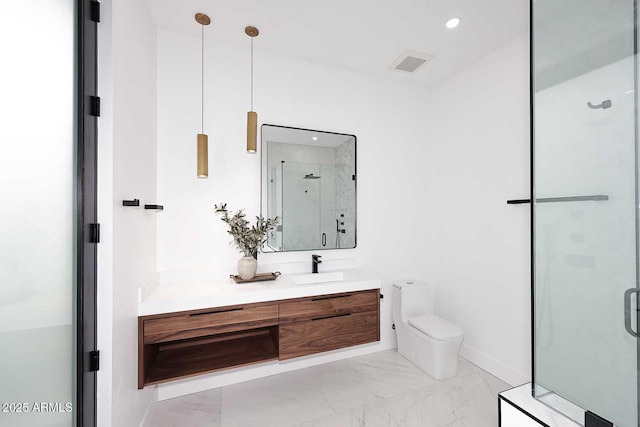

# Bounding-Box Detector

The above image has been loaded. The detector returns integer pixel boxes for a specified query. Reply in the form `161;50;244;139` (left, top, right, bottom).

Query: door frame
77;0;98;425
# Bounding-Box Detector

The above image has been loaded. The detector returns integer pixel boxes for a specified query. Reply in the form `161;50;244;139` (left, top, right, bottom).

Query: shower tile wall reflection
335;139;356;249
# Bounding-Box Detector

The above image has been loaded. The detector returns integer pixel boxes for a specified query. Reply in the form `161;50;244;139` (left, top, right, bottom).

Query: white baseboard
459;343;529;387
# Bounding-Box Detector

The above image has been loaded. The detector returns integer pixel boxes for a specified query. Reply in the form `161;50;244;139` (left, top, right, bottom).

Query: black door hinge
89;350;100;372
89;96;100;117
90;1;101;23
89;223;100;243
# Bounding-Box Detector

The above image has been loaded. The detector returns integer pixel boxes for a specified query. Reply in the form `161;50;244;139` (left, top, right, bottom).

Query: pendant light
245;26;259;153
195;13;211;178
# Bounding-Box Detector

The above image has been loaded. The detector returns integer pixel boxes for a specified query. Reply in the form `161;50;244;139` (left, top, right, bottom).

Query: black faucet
312;254;322;273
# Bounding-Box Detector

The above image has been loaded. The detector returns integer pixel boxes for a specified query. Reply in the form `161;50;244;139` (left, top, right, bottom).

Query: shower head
303;173;321;179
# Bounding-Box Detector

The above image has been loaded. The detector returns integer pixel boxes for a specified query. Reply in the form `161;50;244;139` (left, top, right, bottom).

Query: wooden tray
230;272;281;284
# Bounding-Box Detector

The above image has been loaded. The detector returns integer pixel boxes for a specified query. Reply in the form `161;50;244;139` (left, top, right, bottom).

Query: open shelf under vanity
144;327;279;385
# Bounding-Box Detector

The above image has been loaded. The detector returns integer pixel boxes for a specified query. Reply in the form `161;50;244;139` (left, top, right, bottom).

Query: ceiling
262;125;353;148
148;0;528;88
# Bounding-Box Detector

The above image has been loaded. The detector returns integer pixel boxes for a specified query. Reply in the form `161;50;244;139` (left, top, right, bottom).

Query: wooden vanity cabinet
138;302;279;389
279;289;380;360
138;289;380;388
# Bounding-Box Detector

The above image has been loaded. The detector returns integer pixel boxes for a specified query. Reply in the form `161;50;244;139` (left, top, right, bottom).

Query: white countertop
139;269;381;316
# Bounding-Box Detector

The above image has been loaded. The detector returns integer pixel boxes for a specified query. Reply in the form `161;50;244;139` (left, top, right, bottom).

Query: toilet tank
392;280;433;323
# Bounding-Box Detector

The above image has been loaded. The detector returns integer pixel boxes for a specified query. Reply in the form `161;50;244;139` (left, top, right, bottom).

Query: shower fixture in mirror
261;124;356;252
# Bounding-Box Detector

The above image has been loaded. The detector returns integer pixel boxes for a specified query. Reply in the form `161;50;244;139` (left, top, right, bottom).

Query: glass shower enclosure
268;161;339;251
532;0;639;425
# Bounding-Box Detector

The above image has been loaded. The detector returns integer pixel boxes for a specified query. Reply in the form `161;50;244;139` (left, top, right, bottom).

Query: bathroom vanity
137;270;380;389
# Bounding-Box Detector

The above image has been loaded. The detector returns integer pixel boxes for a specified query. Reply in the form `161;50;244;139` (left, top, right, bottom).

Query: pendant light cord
201;23;204;134
250;37;254;111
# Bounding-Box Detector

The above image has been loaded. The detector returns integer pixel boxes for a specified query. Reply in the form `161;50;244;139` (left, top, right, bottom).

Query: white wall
422;35;531;385
156;29;433;276
97;1;114;425
155;28;531;387
155;31;441;394
107;0;158;425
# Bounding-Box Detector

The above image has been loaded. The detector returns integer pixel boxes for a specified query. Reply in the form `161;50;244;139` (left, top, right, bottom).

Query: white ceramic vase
238;256;257;280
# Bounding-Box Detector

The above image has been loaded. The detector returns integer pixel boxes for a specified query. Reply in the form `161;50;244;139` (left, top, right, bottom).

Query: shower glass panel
282;162;322;250
533;0;638;425
278;162;339;251
268;165;284;250
0;1;76;426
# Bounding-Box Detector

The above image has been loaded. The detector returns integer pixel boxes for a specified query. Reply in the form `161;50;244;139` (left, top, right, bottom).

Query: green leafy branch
214;203;279;257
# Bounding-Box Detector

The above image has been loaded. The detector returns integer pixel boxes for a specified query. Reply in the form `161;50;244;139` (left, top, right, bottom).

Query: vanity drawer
279;310;379;360
279;289;379;324
143;304;279;344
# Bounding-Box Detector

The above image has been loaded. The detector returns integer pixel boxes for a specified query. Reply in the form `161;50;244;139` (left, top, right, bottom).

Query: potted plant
214;203;279;280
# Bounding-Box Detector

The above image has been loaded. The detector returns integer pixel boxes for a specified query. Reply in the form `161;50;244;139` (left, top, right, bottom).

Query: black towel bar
507;195;609;204
144;204;164;211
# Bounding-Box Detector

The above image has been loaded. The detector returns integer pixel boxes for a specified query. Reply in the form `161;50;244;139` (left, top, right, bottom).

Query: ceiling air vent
390;50;434;74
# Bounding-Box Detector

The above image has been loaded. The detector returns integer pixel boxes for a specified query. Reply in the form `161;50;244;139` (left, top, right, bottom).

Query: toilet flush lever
624;288;640;338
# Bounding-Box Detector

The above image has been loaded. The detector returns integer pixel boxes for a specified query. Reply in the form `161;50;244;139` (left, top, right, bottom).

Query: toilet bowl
392;280;463;379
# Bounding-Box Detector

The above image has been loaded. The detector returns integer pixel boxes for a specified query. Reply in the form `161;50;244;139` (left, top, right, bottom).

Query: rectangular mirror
261;124;356;252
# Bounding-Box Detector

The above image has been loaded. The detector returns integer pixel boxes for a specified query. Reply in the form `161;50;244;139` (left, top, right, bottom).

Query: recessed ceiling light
312;136;318;141
446;17;460;29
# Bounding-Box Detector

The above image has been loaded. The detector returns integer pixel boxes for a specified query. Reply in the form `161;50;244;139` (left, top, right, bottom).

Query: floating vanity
138;269;381;389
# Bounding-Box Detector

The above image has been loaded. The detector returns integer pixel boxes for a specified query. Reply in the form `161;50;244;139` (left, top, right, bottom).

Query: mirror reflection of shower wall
262;125;356;252
281;162;332;250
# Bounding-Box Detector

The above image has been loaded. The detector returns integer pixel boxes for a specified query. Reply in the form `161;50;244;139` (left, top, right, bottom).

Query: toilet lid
409;314;463;341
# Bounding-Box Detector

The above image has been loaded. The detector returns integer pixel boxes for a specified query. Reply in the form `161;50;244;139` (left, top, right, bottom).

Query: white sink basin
291;271;344;285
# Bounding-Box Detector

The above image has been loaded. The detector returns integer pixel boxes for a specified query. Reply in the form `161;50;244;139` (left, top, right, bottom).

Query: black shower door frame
77;0;99;425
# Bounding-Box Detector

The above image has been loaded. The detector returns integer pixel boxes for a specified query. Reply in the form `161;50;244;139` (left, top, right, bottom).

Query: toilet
392;280;464;380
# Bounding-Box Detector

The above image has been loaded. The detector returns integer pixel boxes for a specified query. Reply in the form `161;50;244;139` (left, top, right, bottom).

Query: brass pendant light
196;13;211;177
245;26;259;153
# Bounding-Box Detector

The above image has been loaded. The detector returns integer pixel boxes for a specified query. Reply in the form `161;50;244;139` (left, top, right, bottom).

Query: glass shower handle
624;288;640;338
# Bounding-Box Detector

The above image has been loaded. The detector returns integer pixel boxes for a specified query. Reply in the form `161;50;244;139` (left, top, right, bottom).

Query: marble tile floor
150;350;510;427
